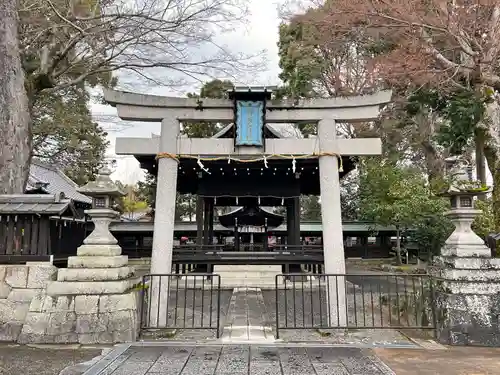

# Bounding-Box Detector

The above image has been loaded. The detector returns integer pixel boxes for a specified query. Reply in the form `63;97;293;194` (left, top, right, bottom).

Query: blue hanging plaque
235;100;264;146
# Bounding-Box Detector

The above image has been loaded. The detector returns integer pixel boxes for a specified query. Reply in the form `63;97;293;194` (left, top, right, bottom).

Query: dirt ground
0;344;101;375
376;346;500;375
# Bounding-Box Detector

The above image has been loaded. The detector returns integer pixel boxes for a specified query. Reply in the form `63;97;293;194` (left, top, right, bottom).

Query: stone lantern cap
441;156;491;196
77;166;125;198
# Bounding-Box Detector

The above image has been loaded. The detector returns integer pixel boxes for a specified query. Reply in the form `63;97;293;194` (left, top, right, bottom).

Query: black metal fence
274;273;436;339
140;274;222;337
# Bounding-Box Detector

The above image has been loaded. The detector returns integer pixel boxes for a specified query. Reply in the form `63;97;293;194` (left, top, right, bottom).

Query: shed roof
27;160;92;204
0;194;77;216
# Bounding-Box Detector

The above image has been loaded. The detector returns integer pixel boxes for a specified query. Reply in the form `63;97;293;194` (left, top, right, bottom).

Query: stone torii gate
104;87;392;326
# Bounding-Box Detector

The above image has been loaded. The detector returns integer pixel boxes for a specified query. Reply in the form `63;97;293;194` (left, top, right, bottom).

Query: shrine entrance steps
213;265;282;288
221;287;275;344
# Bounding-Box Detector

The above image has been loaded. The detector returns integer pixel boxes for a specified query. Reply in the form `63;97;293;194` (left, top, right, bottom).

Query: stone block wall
20;291;140;344
0;263;140;344
0;262;57;342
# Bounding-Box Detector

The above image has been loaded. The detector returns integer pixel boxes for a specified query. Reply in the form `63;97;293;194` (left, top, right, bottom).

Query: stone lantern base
431;255;500;346
17;243;141;345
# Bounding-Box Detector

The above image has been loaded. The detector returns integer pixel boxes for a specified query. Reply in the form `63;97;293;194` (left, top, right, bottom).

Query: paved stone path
82;344;395;375
221;288;274;344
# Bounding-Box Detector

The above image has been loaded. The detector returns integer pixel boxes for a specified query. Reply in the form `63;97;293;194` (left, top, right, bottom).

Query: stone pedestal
432;256;500;346
18;241;140;344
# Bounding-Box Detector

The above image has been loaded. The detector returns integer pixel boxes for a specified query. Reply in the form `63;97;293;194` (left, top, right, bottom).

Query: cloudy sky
92;0;286;184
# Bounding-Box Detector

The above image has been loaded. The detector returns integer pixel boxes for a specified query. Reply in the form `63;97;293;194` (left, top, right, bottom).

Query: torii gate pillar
318;118;347;326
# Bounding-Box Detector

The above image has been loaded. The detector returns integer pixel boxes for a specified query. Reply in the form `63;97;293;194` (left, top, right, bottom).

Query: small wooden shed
0;194;84;264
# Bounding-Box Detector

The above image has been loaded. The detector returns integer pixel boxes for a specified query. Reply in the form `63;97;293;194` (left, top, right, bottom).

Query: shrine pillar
203;198;210;245
196;195;203;246
318;118;347;327
149;117;179;326
208;198;214;244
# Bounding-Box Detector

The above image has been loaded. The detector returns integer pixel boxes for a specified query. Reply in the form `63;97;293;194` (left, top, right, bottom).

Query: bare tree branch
19;0;263;95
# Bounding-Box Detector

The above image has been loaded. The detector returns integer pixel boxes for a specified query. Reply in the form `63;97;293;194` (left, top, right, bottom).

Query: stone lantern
38;166;139;345
439;156;490;257
77;166;125;248
432;157;500;346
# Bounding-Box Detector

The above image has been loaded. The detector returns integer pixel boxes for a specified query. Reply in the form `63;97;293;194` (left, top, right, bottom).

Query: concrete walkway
81;343;394;375
221;288;275;344
74;343;500;375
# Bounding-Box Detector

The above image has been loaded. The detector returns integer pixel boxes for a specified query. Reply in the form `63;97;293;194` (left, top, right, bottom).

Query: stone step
46;277;139;296
76;244;122;257
67;255;128;269
214;265;282;272
57;266;134;282
214;265;282;288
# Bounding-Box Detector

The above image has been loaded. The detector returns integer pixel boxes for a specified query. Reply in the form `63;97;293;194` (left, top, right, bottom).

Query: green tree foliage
121;196;148;219
406;88;489;156
183;79;234;137
113;181;148;217
136;173;157;208
300;196;321;221
358;158;450;264
472;198;495;240
340;173;360;221
175;194;196;221
32;85;108;185
277;21;318;99
410;215;454;261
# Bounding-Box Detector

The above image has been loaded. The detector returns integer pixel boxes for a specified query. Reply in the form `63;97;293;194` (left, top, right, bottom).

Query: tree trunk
475;130;487;200
421;139;445;191
395;227;402;265
416;112;445;191
483;101;500;231
0;8;31;194
484;147;500;232
0;0;31;194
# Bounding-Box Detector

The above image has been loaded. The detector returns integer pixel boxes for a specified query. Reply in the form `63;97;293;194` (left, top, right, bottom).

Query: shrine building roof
218;205;284;228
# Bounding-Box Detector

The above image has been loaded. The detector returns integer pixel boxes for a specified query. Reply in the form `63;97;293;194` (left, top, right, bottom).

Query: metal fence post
139;275;145;330
429;277;439;339
275;274;280;339
216;275;221;338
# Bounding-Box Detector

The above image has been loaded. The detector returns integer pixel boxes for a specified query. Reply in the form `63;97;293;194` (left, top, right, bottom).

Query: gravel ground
0;344;101;375
262;286;414;345
141;287;233;340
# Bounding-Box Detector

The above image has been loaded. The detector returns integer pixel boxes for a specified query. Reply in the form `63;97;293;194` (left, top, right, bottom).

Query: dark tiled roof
27;160;92;204
0;194;76;215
